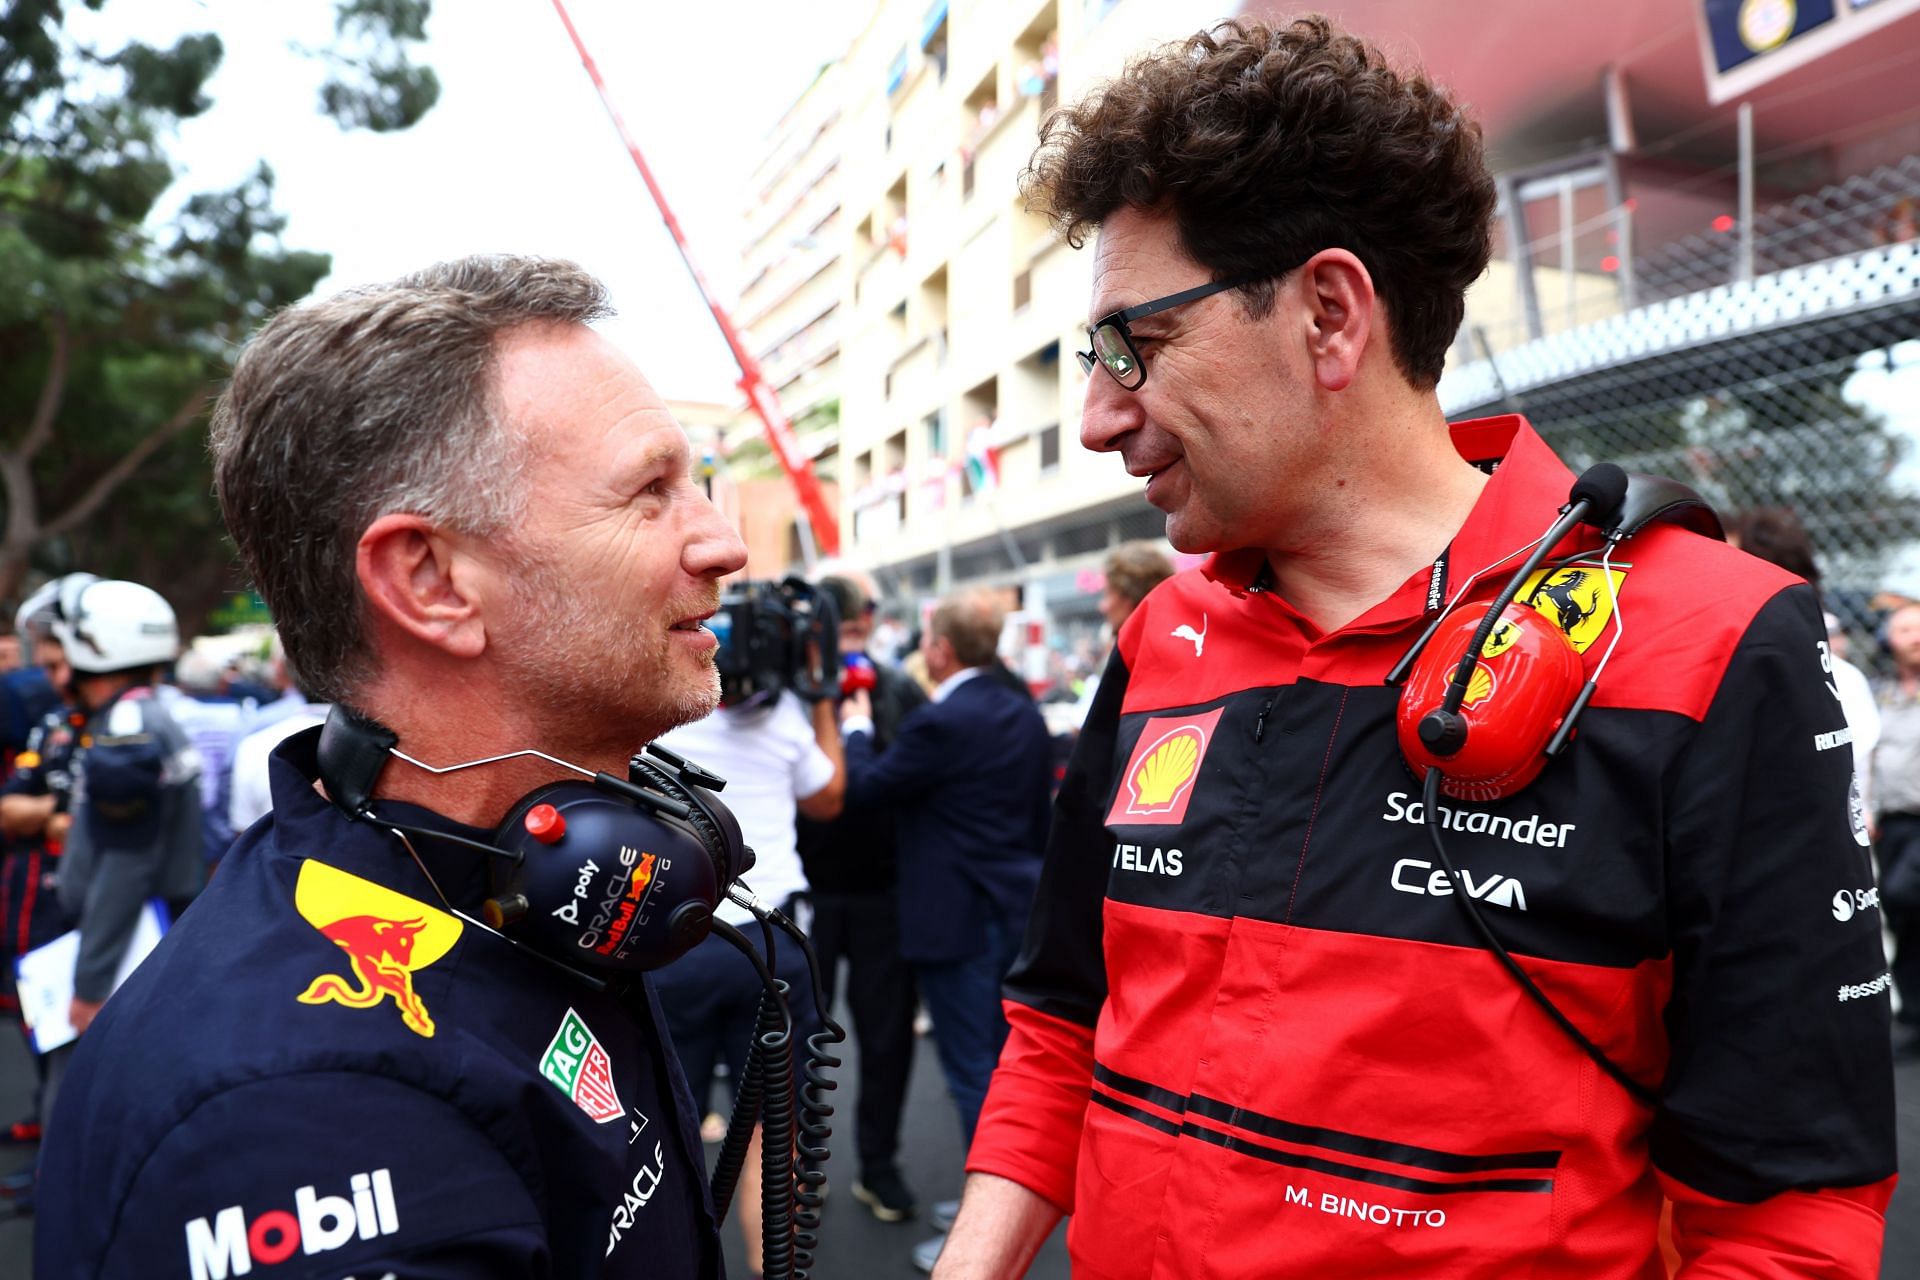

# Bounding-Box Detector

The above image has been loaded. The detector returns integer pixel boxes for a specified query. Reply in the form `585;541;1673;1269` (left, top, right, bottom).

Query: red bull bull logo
294;860;462;1039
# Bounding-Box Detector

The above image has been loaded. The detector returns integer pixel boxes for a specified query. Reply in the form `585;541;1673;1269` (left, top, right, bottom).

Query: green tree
0;0;438;628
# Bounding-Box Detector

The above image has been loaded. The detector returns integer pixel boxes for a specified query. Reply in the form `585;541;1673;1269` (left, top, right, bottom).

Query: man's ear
1298;249;1376;394
356;514;488;660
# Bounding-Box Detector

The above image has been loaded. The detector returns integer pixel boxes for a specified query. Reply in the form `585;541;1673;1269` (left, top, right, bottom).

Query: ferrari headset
315;708;841;1280
1385;462;1723;1106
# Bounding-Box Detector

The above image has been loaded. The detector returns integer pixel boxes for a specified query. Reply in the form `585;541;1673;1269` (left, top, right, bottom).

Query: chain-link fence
1445;164;1920;670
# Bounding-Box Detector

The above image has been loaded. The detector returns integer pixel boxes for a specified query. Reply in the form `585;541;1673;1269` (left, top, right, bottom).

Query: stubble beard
494;556;721;758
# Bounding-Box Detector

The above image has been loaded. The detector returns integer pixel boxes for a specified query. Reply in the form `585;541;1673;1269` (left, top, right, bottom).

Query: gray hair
209;255;612;705
931;587;1007;668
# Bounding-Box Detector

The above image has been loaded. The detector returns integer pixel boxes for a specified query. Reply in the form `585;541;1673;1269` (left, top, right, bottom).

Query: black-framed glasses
1076;274;1264;391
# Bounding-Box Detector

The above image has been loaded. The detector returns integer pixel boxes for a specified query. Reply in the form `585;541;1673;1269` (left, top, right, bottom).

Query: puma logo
1171;615;1208;657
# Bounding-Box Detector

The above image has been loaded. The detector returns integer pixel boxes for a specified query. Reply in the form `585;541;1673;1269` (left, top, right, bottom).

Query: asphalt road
1;1015;1913;1277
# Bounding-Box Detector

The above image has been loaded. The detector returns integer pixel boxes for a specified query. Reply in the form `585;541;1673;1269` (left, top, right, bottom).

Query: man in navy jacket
36;256;748;1279
840;588;1052;1148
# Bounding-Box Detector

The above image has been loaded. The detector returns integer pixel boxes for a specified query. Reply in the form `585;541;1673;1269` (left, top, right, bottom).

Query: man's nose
1080;367;1143;454
686;494;749;579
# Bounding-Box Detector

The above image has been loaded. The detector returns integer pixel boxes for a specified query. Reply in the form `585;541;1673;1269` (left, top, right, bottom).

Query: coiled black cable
758;977;798;1280
706;918;799;1278
709;989;773;1220
754;904;847;1278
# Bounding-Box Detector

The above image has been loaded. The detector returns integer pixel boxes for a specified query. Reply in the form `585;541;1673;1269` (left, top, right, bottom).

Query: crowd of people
0;13;1907;1280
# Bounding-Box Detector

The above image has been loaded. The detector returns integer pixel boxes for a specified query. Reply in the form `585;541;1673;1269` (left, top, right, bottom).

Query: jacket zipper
1253;693;1277;743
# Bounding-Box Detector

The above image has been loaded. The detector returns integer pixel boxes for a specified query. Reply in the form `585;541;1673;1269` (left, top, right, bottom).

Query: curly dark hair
1727;506;1821;589
1024;16;1495;388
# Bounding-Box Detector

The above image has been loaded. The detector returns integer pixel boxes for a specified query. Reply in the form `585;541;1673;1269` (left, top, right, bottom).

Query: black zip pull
1254;693;1277;743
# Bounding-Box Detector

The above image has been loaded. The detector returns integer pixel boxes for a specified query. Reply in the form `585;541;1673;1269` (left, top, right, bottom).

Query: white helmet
52;579;179;675
15;571;98;645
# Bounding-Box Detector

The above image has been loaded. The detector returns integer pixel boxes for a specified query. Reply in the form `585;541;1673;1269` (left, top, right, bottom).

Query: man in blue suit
840;588;1052;1153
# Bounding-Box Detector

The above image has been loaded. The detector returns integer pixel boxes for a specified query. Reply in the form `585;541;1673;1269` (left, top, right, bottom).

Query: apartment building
739;0;1226;651
743;0;1920;655
740;62;849;440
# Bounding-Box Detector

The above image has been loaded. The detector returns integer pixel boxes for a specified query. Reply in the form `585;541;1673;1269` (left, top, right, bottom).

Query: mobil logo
1106;707;1224;827
183;1169;398;1280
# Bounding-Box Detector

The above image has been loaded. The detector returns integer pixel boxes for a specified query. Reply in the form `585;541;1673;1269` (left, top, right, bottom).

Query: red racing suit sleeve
966;650;1132;1213
1655;584;1896;1276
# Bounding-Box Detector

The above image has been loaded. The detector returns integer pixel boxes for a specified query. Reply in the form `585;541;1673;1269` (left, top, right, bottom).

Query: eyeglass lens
1091;325;1140;385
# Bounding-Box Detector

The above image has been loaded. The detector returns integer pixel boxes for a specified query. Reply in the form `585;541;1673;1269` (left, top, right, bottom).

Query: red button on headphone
523;803;566;844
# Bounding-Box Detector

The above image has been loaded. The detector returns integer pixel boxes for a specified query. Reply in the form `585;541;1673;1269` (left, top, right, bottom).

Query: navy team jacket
37;727;723;1279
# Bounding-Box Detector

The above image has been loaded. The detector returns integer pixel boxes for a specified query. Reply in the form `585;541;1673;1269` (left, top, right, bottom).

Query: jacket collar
267;726;496;913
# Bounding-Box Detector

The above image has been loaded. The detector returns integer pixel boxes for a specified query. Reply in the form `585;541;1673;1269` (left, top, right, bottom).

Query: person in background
651;612;843;1280
0;577;86;1174
160;647;243;866
796;572;927;1224
0;581;74;770
839;587;1052;1273
1726;507;1879;812
1075;541;1174;727
652;587;840;1274
43;578;204;1124
1873;601;1920;1057
226;641;329;835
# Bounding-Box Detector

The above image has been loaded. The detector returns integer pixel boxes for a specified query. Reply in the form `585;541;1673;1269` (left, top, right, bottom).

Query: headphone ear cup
627;757;751;884
1396;603;1585;802
489;780;720;972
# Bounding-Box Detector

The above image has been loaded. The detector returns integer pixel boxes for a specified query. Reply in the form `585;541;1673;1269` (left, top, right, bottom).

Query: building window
924;408;947;456
1013;268;1031;311
1039;422;1061;472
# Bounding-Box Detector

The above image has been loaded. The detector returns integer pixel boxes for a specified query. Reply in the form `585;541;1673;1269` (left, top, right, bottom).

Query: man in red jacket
937;17;1896;1279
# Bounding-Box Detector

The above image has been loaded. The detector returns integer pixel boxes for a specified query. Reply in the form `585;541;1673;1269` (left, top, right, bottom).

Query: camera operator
795;573;926;1223
652;576;843;1278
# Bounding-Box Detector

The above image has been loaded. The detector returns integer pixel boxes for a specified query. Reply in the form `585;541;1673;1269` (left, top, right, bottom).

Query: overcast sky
80;0;869;403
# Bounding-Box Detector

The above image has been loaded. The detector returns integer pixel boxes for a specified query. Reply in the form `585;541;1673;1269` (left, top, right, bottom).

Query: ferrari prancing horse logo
1516;563;1628;653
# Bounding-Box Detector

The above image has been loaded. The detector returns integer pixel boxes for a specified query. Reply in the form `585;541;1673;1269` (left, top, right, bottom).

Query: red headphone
1397;601;1585;802
1390;465;1723;802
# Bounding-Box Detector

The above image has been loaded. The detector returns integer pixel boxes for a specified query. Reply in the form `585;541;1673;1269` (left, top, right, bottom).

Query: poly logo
183;1169;398;1280
542;1007;625;1123
294;860;462;1039
1106;707;1224;827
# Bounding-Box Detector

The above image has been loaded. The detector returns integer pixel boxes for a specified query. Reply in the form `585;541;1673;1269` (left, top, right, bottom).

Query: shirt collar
932;665;985;703
267;726;497;912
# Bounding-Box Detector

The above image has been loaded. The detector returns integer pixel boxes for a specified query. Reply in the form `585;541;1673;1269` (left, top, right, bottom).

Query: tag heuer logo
541;1008;624;1123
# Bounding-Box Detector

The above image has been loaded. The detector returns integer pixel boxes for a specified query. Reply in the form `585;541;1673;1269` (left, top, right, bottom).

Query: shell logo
1107;707;1224;827
1462;665;1496;707
1128;729;1202;813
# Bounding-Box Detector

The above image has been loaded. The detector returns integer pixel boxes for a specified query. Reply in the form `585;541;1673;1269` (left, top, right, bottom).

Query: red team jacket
968;416;1897;1278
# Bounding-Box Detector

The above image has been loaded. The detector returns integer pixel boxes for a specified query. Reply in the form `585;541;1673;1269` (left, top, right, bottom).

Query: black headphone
316;706;755;983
